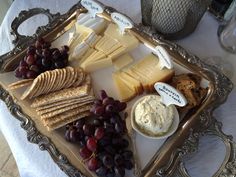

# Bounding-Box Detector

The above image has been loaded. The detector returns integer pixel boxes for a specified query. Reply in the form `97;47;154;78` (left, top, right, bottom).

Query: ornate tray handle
0;3;82;72
10;8;60;47
0;2;235;177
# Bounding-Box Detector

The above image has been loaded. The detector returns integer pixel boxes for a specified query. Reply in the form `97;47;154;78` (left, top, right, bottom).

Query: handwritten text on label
153;46;173;70
111;12;133;34
154;82;187;107
81;0;104;18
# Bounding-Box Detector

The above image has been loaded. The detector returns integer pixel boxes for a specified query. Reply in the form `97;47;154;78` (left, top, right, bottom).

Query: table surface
0;0;236;177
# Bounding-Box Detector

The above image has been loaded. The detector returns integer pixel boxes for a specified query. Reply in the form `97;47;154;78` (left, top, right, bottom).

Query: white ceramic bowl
131;95;180;139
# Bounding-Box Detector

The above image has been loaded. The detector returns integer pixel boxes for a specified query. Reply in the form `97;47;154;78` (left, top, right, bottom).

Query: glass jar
219;13;236;53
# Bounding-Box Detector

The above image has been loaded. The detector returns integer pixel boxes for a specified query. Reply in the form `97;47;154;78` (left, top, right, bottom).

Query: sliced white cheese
71;42;90;60
84;32;99;47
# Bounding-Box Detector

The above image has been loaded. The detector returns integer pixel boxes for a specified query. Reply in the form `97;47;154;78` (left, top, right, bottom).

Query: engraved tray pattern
0;1;235;177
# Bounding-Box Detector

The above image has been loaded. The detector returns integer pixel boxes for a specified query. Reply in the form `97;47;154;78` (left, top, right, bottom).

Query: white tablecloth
0;1;235;177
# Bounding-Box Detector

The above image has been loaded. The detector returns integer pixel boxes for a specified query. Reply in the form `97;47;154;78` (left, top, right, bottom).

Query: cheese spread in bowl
131;95;179;139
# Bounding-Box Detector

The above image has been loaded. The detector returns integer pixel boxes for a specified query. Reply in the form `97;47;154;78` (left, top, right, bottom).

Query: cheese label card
81;0;104;18
154;82;187;107
111;12;133;34
153;46;173;70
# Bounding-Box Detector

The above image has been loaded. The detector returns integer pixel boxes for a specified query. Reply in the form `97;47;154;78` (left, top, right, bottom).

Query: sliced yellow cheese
113;54;134;70
81;58;112;72
126;54;174;92
118;72;143;95
112;73;136;102
104;23;139;50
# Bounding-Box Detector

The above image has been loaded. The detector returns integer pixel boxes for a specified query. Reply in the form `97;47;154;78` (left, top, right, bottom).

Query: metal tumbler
141;0;212;39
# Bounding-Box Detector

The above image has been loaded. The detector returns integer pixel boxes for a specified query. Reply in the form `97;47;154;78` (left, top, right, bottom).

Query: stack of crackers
32;78;93;130
9;66;95;131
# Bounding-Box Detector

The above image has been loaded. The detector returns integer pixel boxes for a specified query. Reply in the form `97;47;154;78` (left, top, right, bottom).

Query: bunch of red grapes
15;37;69;79
65;90;133;177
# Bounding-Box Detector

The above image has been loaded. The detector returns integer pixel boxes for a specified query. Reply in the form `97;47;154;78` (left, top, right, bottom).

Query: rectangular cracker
43;104;92;125
37;98;93;115
46;111;90;131
34;95;94;110
31;84;91;107
39;101;92;119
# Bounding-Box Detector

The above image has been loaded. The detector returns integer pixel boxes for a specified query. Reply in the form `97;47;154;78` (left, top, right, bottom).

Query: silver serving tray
0;1;235;177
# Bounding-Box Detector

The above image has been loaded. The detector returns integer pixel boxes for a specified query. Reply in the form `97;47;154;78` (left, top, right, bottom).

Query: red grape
114;154;124;166
19;60;28;67
61;45;69;52
42;58;51;68
94;99;102;106
26;55;36;65
102;97;114;106
105;104;115;113
99;90;107;100
122;150;133;160
86;137;97;152
14;68;22;78
95;166;108;176
27;46;36;55
42;49;50;57
114;166;125;177
124;160;134;170
87;157;99;171
94;105;105;116
79;147;92;159
26;70;37;79
102;154;114;168
83;124;95;136
29;65;40;73
94;127;104;140
54;61;65;69
18;66;28;74
75;119;85;130
42;41;51;49
36;48;42;56
118;102;127;112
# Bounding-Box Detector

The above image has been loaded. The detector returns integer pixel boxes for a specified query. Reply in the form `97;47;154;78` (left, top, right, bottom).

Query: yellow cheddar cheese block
112;73;136;102
113;54;134;70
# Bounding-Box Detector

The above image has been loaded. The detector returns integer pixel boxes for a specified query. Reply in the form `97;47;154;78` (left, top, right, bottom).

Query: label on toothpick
153;46;173;70
81;0;104;18
111;12;133;34
154;82;187;107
